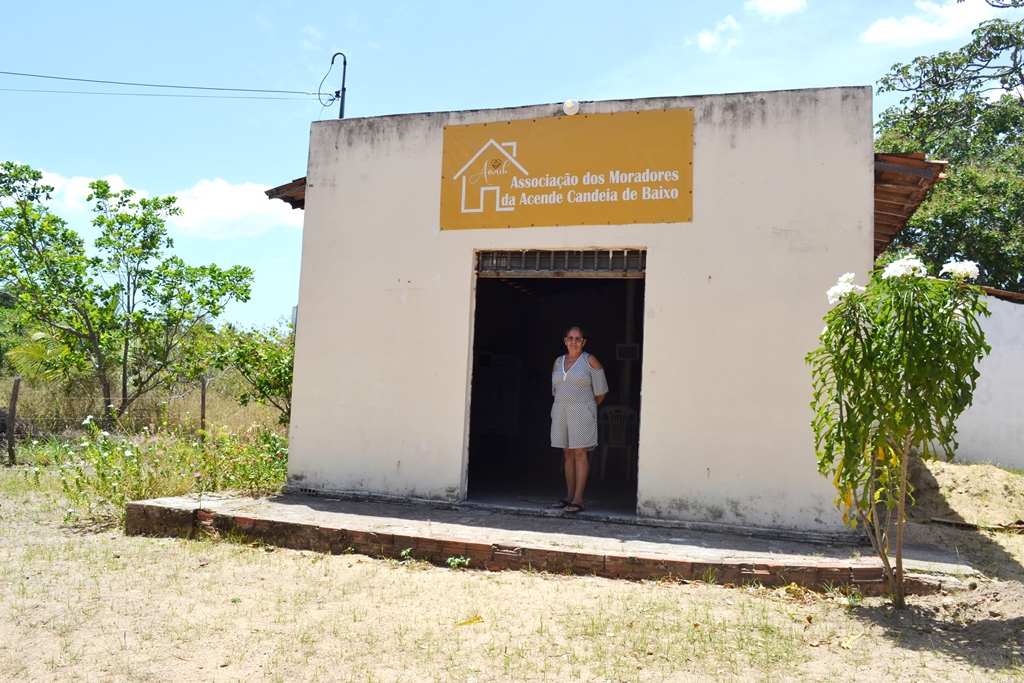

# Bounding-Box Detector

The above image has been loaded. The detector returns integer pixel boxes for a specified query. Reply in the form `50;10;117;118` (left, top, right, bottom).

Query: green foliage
200;427;289;494
212;324;294;425
878;17;1024;148
446;556;471;570
34;419;288;524
807;257;989;607
0;162;253;423
0;289;26;375
876;9;1024;291
6;331;91;387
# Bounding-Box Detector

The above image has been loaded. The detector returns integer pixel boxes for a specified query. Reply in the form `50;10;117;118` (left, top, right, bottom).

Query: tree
6;331;82;385
876;1;1024;291
807;257;989;608
0;162;253;424
212;323;294;425
0;289;26;376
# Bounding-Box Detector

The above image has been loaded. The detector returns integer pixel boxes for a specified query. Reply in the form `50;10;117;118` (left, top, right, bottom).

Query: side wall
288;87;875;531
955;297;1024;470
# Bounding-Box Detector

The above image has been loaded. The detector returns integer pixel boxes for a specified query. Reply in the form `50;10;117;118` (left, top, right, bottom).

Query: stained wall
288;87;875;532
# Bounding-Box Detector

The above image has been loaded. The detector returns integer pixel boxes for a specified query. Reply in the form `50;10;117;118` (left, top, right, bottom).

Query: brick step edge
125;502;961;597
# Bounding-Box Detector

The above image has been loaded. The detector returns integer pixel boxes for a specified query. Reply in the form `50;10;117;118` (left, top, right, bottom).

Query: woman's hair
564;326;587;339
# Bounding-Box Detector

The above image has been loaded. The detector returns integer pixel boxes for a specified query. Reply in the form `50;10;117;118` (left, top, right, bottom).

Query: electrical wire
316;63;338;108
0;87;312;100
0;70;319;95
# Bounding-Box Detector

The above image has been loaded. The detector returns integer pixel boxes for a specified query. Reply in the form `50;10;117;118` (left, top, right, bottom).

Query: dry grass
2;466;1022;682
1;374;282;437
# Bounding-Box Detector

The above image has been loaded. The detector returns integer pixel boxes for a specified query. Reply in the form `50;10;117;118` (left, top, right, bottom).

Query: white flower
101;431;109;437
826;273;865;304
881;256;927;279
939;260;980;281
82;415;94;426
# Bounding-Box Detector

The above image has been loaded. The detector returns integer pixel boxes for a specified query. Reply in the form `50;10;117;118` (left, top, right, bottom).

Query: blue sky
2;0;1020;327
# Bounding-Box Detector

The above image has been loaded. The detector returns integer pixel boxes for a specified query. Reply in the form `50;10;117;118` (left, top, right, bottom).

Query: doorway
466;253;645;514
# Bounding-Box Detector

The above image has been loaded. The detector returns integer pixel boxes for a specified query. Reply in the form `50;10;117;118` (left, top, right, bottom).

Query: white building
955;292;1024;471
270;86;969;534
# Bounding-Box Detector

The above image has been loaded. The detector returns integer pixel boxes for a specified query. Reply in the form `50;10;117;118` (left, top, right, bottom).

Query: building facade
285;87;875;533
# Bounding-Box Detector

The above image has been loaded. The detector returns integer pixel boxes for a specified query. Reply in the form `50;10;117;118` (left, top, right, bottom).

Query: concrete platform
125;492;976;596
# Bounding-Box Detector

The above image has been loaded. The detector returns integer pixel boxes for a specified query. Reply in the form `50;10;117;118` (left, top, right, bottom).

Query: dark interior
466;277;643;514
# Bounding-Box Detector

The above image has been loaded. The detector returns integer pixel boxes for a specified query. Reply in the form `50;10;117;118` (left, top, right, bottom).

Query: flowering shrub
880;255;929;279
807;256;989;607
825;272;865;305
939;260;980;280
48;418;288;524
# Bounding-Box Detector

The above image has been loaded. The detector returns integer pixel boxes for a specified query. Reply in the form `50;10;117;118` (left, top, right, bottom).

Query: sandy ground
0;460;1022;682
905;459;1024;582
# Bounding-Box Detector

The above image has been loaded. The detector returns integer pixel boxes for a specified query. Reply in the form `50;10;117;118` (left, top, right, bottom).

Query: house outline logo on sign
451;139;528;214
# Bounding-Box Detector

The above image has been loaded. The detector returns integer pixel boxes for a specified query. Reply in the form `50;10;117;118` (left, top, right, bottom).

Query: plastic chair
598;405;638;481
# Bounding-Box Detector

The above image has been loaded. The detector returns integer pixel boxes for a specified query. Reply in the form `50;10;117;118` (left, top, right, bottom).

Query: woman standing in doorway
550;326;609;514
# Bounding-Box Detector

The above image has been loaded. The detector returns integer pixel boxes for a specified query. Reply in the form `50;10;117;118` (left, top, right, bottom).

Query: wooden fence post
200;374;207;439
6;377;20;466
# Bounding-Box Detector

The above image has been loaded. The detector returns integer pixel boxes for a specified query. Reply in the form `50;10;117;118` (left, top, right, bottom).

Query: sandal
551;499;571;509
564;502;585;514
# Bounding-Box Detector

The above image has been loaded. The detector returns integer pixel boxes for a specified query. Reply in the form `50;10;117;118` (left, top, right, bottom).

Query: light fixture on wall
562;99;580;116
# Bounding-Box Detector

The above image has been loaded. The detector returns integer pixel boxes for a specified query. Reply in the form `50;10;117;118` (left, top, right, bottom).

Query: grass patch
17;420;287;525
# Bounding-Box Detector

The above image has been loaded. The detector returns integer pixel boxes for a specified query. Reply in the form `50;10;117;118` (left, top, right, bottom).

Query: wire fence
1;374;282;439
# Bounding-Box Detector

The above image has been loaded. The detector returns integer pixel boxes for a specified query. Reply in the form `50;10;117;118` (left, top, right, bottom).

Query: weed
446;556;470;570
24;419;287;524
222;527;251;545
823;581;863;607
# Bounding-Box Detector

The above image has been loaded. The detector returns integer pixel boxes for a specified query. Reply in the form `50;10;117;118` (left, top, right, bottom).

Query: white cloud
39;170;136;213
698;15;742;54
861;0;1001;46
169;178;303;239
744;0;807;19
29;172;299;240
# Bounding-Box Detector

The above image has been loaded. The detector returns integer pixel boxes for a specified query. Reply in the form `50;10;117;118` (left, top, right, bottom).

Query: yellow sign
440;109;693;230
